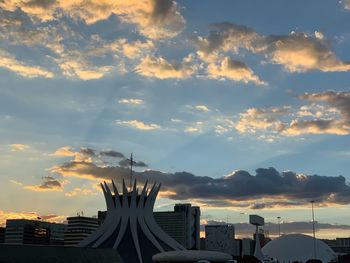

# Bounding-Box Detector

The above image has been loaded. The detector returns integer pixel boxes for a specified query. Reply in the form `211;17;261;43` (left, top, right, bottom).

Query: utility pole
311;200;317;259
126;153;133;191
277;216;281;237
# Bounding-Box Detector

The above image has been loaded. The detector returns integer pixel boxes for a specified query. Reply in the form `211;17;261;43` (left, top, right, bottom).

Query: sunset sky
1;0;350;239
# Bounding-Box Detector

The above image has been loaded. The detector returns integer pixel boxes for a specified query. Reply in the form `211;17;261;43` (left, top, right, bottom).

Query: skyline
1;0;350;239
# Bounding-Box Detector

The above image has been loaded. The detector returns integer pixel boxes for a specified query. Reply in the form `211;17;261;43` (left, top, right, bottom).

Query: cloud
0;49;54;78
342;0;350;10
207;57;265;85
266;32;350;72
114;39;155;59
195;105;210;112
118;159;147;167
235;91;350;138
56;55;114;80
192;23;263;60
51;146;75;157
10;144;30;152
23;176;63;192
65;187;98;197
0;0;185;39
135;55;197;79
194;22;350;73
100;150;125;159
0;209;66;226
50;150;350;208
115;119;161;130
9;180;23;186
283;91;350;136
118;98;144;105
235;107;287;134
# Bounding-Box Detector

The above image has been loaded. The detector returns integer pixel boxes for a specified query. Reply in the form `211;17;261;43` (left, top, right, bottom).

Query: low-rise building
4;219;66;245
64;216;99;246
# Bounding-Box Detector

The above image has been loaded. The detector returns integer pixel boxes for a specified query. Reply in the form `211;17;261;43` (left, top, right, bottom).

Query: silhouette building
154;203;200;250
5;219;66;245
205;224;240;256
64;216;99;246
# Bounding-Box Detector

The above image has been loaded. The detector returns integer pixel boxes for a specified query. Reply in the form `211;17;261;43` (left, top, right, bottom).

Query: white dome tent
262;234;336;263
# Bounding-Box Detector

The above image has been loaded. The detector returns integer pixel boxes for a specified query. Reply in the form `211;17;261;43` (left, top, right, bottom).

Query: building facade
4;219;66;245
0;227;5;243
205;224;240;256
64;216;99;246
154;203;200;250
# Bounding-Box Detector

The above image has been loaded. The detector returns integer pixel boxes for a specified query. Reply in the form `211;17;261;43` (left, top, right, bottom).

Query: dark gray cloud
24;176;63;192
52;153;350;207
40;176;62;189
118;159;148;168
80;147;96;157
100;150;125;159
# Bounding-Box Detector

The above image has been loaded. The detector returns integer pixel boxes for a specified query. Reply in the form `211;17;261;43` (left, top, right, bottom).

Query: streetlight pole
311;200;317;259
277;216;281;237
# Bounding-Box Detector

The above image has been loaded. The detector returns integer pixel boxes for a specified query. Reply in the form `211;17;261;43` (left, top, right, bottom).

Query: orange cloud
0;49;54;78
10;143;30;152
0;209;66;227
135;55;197;79
208;57;265;85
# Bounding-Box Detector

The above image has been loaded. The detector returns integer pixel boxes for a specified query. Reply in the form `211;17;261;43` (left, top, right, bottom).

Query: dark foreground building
0;244;124;263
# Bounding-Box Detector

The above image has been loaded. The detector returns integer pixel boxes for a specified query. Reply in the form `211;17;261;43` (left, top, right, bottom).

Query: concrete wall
0;244;124;263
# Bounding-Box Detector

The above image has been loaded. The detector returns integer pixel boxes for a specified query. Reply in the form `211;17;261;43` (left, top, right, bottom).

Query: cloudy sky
1;0;350;239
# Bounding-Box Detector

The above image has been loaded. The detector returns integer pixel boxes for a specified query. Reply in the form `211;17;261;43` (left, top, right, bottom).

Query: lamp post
277;216;281;237
311;200;317;259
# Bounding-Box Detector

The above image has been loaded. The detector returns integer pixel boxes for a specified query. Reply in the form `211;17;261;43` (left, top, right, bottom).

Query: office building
242;238;254;256
64;216;99;246
4;219;66;245
205;224;240;256
154;203;201;250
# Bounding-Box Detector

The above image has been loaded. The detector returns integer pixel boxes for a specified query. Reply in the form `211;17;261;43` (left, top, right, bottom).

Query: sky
1;0;350;239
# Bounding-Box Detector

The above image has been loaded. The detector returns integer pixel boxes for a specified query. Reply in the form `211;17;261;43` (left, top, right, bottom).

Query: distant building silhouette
5;219;66;245
154;203;200;250
64;216;99;246
205;224;240;256
0;227;5;243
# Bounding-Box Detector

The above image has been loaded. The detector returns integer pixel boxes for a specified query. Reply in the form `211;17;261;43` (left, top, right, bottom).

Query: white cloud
118;99;144;105
10;144;30;152
195;105;210;112
115;120;161;130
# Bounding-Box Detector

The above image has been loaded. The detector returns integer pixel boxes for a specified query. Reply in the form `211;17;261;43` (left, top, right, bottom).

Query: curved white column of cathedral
78;179;185;263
